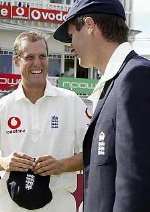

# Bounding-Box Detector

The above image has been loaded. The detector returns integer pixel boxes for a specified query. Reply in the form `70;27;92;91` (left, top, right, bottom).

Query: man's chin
29;78;46;87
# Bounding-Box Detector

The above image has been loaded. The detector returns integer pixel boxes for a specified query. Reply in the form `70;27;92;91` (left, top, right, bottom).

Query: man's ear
84;17;96;34
13;55;20;67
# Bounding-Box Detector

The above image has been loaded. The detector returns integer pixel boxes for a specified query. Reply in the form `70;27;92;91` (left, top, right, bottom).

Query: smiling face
14;39;48;89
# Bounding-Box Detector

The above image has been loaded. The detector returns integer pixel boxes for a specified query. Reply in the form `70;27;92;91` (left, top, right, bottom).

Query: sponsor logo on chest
6;116;26;134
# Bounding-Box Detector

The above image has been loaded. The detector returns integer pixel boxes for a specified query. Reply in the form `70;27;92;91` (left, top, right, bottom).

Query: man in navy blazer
54;0;150;211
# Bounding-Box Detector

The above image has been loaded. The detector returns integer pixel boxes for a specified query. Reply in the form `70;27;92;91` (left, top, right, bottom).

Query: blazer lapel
91;79;114;124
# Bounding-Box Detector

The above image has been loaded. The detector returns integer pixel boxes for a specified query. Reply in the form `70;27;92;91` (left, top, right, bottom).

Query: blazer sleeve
113;65;150;212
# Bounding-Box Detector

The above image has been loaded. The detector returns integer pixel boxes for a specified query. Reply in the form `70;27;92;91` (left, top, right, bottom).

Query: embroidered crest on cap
25;173;35;190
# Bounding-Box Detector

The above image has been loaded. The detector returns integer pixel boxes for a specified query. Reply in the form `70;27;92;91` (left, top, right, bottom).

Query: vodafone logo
12;6;29;19
8;117;21;129
6;116;25;134
30;9;67;23
0;4;68;23
16;7;24;16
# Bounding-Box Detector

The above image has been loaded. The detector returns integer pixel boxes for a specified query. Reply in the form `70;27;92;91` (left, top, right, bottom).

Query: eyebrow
24;52;47;56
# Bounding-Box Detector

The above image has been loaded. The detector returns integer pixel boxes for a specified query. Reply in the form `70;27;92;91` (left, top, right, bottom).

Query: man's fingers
8;166;28;172
34;163;55;174
12;157;34;167
35;155;53;164
12;161;33;170
34;159;55;171
38;168;60;176
13;152;34;161
6;160;33;172
3;153;35;172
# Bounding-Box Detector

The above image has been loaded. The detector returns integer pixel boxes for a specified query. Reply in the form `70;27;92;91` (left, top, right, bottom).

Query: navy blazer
83;51;150;212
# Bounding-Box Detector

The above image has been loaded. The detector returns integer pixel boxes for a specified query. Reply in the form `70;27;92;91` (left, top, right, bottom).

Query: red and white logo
0;5;11;19
30;8;67;23
12;6;29;20
8;117;21;129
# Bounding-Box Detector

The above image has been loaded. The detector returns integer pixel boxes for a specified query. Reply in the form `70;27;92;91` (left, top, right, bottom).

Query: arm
33;152;83;176
113;65;150;212
60;152;83;172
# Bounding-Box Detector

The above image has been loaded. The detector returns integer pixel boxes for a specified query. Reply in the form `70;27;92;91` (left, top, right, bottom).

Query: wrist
59;159;68;173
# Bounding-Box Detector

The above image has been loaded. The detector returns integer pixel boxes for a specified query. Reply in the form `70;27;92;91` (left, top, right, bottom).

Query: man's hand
33;153;83;176
0;152;34;172
33;155;65;176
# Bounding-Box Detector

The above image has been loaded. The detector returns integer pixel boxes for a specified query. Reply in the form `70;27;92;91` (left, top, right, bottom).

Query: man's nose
33;56;42;65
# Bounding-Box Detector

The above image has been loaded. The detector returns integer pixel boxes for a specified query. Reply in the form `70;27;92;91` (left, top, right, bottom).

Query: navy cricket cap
7;170;52;210
53;0;126;43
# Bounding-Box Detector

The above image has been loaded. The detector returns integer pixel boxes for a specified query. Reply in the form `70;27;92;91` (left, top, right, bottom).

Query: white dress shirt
88;42;133;112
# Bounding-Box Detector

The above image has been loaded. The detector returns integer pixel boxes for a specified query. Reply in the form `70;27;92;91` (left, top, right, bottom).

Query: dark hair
69;13;129;44
14;31;49;57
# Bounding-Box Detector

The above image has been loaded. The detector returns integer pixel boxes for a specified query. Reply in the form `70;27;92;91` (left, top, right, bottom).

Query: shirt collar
15;83;25;100
15;80;59;101
88;42;133;101
43;80;59;97
102;42;133;81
